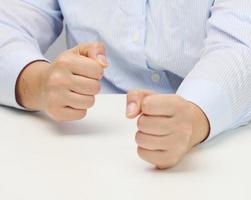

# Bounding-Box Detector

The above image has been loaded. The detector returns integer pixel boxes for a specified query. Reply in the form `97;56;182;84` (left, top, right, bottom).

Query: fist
126;90;209;169
40;43;108;121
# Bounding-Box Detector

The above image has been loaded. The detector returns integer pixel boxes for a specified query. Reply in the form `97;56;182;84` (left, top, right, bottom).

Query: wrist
188;102;210;148
16;61;50;111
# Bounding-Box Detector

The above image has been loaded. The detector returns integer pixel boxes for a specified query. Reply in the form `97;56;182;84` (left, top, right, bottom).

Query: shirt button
132;32;140;43
151;73;161;83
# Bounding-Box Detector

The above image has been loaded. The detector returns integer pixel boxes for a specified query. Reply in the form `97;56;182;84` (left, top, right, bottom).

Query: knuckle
48;72;69;88
95;67;104;80
128;90;140;98
48;72;62;84
142;97;151;112
85;96;95;108
92;42;104;49
55;56;71;66
75;110;87;120
73;44;84;52
92;81;101;94
137;115;145;131
135;131;142;145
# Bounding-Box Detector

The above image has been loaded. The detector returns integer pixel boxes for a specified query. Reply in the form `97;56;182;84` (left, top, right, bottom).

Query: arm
16;43;108;121
0;0;108;121
0;0;63;108
126;0;251;169
177;0;251;140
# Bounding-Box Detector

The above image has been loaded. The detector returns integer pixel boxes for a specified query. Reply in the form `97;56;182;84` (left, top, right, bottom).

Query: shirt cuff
0;48;49;109
176;79;233;141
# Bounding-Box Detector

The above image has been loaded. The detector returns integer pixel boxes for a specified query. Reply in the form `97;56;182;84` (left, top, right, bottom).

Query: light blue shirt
1;0;251;140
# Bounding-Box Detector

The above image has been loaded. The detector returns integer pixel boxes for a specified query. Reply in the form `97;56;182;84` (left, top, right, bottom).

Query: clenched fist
126;90;210;169
16;43;108;121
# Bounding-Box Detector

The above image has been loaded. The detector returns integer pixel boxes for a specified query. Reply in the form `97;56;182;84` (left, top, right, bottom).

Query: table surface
0;95;250;200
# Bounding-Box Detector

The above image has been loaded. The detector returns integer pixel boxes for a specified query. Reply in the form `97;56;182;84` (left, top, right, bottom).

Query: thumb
126;90;155;119
72;42;109;68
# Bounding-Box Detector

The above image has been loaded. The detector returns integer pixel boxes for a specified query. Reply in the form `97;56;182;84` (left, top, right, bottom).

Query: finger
66;55;104;80
71;43;108;67
137;115;175;136
135;131;169;150
126;90;156;119
70;75;101;95
141;94;185;116
137;147;180;169
52;107;87;122
63;92;95;110
135;131;189;152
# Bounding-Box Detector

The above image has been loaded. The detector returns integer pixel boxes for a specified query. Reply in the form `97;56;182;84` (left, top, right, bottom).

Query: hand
126;90;210;169
16;43;108;121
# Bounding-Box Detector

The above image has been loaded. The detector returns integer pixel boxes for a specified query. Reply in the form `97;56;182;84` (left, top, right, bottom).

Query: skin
126;90;210;169
16;43;108;121
17;43;209;169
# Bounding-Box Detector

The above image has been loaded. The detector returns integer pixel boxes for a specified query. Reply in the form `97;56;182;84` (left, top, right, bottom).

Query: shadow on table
53;120;109;136
34;111;126;137
0;106;112;136
2;105;250;173
43;116;113;137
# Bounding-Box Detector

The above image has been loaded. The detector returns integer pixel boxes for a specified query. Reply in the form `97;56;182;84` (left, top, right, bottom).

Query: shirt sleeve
0;0;63;109
176;0;251;141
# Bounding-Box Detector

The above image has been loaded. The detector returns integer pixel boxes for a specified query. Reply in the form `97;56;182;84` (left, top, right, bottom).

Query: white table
0;95;250;200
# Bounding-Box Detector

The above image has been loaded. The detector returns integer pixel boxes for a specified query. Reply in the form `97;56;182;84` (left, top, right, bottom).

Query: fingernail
126;102;137;117
97;54;108;66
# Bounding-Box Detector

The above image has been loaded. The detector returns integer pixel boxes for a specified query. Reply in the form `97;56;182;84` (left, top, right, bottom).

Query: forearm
177;0;251;142
16;61;50;111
